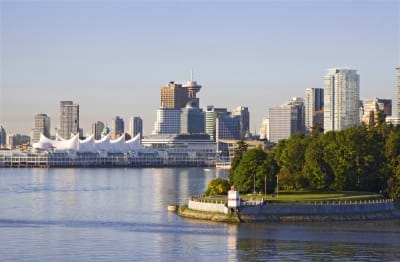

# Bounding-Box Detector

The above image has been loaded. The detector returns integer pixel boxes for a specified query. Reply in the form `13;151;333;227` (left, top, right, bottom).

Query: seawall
180;198;400;223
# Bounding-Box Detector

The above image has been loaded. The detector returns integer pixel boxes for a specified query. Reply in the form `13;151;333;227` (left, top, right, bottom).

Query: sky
0;0;399;136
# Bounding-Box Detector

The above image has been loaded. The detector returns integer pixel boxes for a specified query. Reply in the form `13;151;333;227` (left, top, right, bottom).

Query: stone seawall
182;199;399;223
240;200;395;216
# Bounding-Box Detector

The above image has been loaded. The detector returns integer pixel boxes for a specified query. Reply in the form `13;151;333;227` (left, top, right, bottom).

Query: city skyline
1;1;399;135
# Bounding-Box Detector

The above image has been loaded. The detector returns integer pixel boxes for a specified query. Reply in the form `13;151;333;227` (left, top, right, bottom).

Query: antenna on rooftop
190;68;194;81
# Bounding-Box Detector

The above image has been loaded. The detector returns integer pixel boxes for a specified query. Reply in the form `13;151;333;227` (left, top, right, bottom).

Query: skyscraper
305;88;324;133
152;108;181;134
32;113;50;143
268;99;305;143
110;116;124;139
259;117;269;140
182;79;202;108
92;121;105;140
324;68;360;132
160;81;188;109
216;114;241;141
0;126;6;148
128;116;143;138
180;103;205;134
205;106;228;141
59;101;79;139
232;106;250;138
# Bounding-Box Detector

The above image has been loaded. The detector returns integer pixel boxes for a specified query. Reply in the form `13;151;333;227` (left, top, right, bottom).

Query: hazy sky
1;0;399;136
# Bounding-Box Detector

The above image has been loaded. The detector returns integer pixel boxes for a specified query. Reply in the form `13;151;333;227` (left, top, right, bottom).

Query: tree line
228;124;400;199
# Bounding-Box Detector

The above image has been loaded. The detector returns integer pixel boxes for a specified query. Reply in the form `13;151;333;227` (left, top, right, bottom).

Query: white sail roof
33;133;142;153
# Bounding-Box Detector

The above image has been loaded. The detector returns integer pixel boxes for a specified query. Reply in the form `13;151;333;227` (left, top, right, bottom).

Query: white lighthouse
227;186;240;208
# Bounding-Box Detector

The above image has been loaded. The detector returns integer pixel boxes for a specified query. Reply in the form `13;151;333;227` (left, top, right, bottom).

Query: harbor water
0;168;399;261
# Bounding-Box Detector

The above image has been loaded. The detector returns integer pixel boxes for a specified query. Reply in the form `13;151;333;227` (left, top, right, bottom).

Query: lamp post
264;174;267;196
276;174;279;196
253;173;256;194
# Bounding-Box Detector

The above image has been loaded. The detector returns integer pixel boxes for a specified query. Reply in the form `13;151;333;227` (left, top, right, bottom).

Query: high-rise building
153;108;181;134
216;114;241;141
92;121;105;140
205;106;228;141
397;66;400;120
361;98;392;127
182;79;202;108
128;116;143;138
32;114;50;143
7;134;31;149
259;118;269;140
305;88;324;133
110;116;124;139
268;99;305;143
324;68;360;132
0;126;6;148
180;102;205;134
160;81;188;109
232;106;250;138
59;101;79;139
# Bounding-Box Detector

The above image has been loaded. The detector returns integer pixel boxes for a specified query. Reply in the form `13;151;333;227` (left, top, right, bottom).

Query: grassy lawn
196;191;384;204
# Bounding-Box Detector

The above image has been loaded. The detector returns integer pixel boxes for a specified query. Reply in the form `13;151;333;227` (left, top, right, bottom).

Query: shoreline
178;205;400;223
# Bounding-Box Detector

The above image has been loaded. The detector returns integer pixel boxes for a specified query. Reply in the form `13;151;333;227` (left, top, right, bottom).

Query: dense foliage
229;124;400;199
230;147;278;194
205;178;230;196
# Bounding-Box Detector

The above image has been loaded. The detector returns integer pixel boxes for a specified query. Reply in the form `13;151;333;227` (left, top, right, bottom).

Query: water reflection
0;168;398;261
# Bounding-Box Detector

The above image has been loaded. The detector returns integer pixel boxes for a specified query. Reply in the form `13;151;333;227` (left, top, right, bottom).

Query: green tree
205;178;230;196
274;134;310;189
231;148;277;193
229;140;248;183
302;137;332;190
387;164;400;200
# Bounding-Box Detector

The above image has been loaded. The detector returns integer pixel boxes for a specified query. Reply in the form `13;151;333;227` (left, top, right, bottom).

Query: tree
387;164;400;200
302;137;332;190
205;178;230;196
274;134;310;189
231;148;277;193
229;140;248;183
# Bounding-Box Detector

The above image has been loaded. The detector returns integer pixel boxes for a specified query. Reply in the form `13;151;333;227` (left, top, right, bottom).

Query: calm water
0;168;399;261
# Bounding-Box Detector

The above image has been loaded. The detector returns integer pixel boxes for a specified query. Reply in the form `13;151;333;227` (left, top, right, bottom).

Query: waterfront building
110;116;124;139
216;114;241;141
324;68;360;132
153;108;181;135
361;98;392;127
59;101;79;139
0;126;6;148
32;114;51;143
92;121;105;140
232;106;250;138
259;117;269;140
128;116;143;139
180;102;205;134
33;132;141;153
305;88;324;133
7;134;31;149
160;81;188;109
205;106;228;141
268;98;304;143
